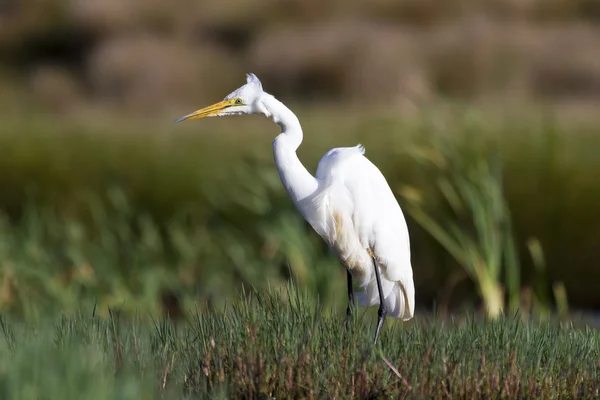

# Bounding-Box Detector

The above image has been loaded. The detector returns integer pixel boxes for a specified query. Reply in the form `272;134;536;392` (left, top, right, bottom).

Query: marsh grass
0;283;598;399
1;107;600;316
401;133;523;319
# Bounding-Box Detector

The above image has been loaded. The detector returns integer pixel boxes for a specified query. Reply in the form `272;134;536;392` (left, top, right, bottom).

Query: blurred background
0;0;599;321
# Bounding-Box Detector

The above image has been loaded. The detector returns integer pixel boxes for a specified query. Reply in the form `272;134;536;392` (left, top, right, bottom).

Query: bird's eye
235;98;243;105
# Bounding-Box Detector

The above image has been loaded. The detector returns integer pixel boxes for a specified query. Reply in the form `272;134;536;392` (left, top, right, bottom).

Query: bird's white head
176;73;265;122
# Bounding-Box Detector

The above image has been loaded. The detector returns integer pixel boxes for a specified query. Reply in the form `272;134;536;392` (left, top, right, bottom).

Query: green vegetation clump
0;284;598;399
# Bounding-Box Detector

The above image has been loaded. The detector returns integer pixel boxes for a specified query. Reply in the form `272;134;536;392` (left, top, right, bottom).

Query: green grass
0;284;598;399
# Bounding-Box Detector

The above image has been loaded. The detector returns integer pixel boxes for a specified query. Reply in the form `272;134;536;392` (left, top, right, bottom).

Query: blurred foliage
1;0;600;114
401;135;522;319
0;106;599;317
1;0;600;320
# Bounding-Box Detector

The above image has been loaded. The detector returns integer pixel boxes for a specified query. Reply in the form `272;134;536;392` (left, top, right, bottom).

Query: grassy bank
0;284;598;399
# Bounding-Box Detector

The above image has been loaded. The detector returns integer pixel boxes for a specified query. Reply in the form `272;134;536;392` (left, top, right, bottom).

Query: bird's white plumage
177;73;415;322
309;145;414;319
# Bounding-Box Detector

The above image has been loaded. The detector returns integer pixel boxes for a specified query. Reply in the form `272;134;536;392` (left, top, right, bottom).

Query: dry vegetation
1;0;600;115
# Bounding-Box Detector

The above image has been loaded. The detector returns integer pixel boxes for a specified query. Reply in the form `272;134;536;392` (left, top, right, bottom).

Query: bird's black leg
345;270;355;327
372;256;387;345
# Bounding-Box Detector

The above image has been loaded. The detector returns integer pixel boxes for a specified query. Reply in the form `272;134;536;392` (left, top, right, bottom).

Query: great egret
176;73;414;343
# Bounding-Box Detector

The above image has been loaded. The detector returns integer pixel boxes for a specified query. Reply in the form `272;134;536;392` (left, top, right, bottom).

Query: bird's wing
315;145;414;317
316;145;412;274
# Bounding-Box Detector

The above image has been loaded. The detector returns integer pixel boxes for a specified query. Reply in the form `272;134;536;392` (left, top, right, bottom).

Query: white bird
176;73;414;343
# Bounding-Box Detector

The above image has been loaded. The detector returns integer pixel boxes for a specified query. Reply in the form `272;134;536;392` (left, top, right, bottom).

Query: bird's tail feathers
355;274;414;320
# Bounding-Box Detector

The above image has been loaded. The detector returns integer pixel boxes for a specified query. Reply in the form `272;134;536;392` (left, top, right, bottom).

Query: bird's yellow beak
175;99;237;122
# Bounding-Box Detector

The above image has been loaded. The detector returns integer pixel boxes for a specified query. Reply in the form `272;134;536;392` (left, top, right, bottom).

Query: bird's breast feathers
308;190;372;285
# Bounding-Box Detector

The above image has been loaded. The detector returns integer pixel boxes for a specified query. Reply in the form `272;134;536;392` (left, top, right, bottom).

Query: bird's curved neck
263;94;318;209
